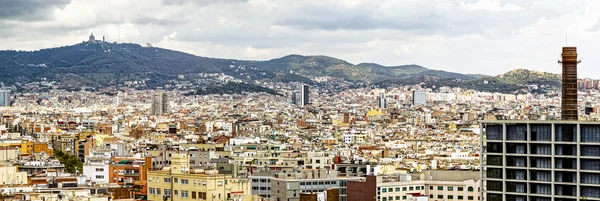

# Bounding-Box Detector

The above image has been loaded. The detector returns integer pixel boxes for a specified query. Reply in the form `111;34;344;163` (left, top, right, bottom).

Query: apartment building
268;169;362;201
347;171;481;201
147;154;251;201
481;120;600;201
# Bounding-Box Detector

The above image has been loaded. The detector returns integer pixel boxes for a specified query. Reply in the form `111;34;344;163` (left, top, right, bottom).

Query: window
156;188;161;195
174;190;178;195
458;187;464;191
95;168;104;172
402;187;407;191
388;188;393;192
388;197;393;201
218;181;223;186
199;192;206;199
202;181;207;186
438;195;443;199
96;175;104;179
402;196;406;200
448;195;453;199
164;178;171;183
174;178;178;183
438;186;443;190
468;187;474;192
395;188;400;192
181;179;189;184
181;190;188;198
395;196;400;200
448;187;453;191
429;195;433;198
409;187;413;191
468;196;474;200
458;196;464;199
382;188;387;193
149;188;155;194
382;197;387;201
164;189;171;196
430;186;433;190
416;186;420;190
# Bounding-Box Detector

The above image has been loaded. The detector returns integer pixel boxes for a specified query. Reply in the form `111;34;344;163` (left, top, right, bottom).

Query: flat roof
479;120;600;124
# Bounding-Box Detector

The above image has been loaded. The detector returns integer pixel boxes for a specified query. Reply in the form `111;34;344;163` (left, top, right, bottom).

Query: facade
378;93;387;109
150;91;168;115
347;171;481;201
559;47;579;120
301;85;310;107
0;90;11;106
147;154;251;201
412;91;426;106
481;120;600;201
267;169;362;201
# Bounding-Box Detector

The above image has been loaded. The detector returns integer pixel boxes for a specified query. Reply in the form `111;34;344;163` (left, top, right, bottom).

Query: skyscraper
150;91;168;115
0;90;11;106
481;120;600;201
412;91;426;106
559;46;580;120
378;92;386;109
300;85;309;106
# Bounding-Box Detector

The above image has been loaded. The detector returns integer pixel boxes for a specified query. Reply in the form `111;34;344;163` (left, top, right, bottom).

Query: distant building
301;85;310;106
412;91;426;106
150;91;168;115
0;90;11;106
378;93;387;109
88;33;96;43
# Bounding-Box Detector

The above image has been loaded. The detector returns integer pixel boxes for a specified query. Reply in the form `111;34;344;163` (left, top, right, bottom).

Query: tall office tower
378;92;386;109
481;120;600;201
0;90;11;106
412;90;426;106
291;92;297;105
150;91;168;115
559;46;580;120
300;85;309;106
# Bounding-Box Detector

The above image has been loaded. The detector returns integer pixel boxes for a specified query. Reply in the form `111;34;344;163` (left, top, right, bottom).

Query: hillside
379;69;563;93
0;41;477;90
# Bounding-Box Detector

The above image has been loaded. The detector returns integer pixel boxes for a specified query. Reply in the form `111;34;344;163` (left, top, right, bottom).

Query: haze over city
3;0;600;76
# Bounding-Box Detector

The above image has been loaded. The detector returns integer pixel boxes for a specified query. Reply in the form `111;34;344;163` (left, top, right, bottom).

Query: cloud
1;0;600;77
0;0;71;20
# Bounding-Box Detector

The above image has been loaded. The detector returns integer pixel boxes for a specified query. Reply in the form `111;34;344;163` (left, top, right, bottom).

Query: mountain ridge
0;41;567;93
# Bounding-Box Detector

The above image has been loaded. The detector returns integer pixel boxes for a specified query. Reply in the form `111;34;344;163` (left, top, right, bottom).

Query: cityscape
1;1;600;201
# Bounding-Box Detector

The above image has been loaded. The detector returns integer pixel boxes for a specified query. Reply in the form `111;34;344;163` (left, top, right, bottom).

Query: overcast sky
1;0;600;76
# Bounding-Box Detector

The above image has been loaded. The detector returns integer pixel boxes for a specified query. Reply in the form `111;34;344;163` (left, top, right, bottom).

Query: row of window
154;177;227;186
379;186;423;193
148;188;208;199
431;186;476;192
429;195;478;200
300;181;337;185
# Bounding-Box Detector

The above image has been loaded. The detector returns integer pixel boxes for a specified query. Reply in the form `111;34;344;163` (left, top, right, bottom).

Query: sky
2;0;600;76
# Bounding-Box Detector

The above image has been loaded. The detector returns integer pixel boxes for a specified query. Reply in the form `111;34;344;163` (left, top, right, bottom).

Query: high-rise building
378;93;386;109
0;90;11;106
412;91;426;106
559;46;580;120
481;120;600;201
301;85;310;106
150;91;168;115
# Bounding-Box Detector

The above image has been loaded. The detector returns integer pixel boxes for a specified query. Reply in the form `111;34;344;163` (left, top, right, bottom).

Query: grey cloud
161;0;247;6
0;0;71;21
588;19;600;32
277;14;442;32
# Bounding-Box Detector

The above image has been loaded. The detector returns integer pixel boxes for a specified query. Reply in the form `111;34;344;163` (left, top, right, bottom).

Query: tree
54;150;83;174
